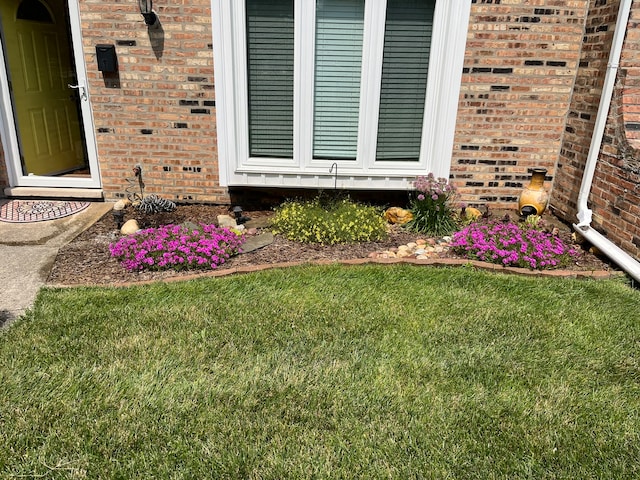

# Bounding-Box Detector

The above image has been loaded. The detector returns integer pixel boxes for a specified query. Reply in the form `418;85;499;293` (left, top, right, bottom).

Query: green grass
1;265;639;479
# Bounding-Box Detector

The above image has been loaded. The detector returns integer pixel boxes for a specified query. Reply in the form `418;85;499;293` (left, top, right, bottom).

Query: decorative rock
384;207;413;225
463;207;483;221
241;232;274;253
369;235;452;261
180;221;200;232
244;217;272;229
113;199;130;211
217;214;238;229
120;219;140;235
246;227;259;236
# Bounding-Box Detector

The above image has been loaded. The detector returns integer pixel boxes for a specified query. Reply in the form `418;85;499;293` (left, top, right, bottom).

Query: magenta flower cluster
109;224;245;271
450;220;580;270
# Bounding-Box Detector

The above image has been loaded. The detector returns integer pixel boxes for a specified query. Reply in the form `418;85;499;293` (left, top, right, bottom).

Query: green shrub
271;196;388;244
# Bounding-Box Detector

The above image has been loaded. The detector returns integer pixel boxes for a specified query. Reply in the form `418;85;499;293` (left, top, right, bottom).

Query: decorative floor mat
0;200;90;223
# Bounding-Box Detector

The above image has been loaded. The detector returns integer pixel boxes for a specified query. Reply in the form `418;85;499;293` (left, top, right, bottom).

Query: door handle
68;84;87;101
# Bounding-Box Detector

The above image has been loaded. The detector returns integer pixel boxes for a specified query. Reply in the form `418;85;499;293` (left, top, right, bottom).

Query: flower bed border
47;257;623;289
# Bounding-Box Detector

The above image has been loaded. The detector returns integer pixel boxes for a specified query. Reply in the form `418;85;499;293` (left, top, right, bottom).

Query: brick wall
585;5;640;257
81;0;229;203
553;0;640;260
452;0;589;209
552;0;619;220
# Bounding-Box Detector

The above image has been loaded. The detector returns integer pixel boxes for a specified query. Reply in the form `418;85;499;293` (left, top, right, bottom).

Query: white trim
0;0;101;189
212;0;471;189
297;0;315;170
358;1;387;174
66;0;101;188
0;41;21;186
425;1;472;179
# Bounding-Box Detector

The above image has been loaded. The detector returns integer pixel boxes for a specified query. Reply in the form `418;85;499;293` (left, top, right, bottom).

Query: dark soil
48;204;617;286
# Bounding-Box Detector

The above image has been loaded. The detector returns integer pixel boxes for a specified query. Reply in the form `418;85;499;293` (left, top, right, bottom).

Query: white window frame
211;0;470;189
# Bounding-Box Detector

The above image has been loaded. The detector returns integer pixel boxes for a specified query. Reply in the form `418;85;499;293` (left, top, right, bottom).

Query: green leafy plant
271;196;387;244
406;173;458;236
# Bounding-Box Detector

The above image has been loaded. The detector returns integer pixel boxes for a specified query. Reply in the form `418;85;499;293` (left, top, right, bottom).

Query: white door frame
0;0;101;188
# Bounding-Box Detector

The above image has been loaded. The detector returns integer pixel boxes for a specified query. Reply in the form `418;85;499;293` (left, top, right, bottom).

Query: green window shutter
376;0;435;162
313;0;365;160
246;0;294;158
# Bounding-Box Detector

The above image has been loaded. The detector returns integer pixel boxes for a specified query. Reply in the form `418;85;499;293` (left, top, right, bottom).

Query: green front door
0;0;86;176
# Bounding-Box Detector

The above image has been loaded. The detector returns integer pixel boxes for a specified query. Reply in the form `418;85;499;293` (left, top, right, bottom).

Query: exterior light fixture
112;208;125;229
232;206;251;224
138;0;158;26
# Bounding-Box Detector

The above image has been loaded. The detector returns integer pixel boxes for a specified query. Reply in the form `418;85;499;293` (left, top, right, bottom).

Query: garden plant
109;223;245;271
406;173;459;236
450;217;580;269
271;195;387;244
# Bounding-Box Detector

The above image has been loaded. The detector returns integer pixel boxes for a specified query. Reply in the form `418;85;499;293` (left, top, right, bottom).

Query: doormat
0;200;90;223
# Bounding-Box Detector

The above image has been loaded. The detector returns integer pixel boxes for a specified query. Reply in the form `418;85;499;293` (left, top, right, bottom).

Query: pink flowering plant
407;173;458;235
450;220;580;270
109;224;245;271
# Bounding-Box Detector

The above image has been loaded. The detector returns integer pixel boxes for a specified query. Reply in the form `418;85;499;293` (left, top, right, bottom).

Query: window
212;0;471;189
17;0;54;23
246;0;294;158
313;0;365;160
376;0;435;162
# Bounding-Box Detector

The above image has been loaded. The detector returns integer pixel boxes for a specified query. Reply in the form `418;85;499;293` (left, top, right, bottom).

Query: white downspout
573;0;640;283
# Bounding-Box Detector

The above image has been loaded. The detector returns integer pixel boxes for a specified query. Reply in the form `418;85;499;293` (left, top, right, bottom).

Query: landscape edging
46;257;623;289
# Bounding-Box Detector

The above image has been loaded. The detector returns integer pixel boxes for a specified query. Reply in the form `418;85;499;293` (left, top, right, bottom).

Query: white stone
217;214;237;228
113;199;130;211
120;219;140;235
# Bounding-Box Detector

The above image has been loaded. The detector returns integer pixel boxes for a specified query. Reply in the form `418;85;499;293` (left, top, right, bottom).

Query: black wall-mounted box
95;44;118;73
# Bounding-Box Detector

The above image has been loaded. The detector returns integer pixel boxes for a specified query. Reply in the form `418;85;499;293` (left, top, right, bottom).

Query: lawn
1;265;639;479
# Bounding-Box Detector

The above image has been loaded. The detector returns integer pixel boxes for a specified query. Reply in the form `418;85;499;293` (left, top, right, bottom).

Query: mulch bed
47;204;619;286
